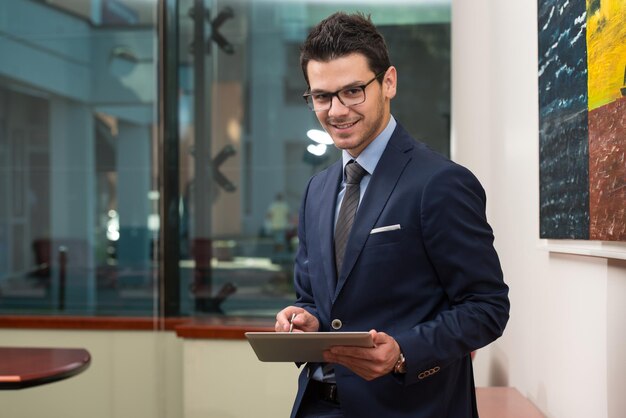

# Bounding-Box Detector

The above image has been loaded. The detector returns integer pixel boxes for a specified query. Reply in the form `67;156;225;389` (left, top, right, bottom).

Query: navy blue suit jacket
291;123;509;418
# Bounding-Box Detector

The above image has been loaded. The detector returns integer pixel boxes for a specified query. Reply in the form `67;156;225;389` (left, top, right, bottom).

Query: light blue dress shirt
313;115;397;383
334;115;397;228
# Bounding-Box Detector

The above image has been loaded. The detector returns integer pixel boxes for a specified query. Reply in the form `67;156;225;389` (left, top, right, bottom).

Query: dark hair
300;12;391;85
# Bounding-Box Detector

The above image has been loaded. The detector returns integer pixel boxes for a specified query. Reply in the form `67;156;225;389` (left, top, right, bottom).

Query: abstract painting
538;0;625;241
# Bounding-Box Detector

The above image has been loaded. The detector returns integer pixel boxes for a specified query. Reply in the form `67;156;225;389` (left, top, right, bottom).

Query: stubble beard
327;100;387;155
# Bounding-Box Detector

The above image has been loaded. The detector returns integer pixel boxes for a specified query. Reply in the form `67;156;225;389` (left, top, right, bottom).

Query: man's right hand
275;307;319;333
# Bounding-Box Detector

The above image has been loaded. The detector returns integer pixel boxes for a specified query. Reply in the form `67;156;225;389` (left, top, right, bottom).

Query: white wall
0;327;300;418
0;328;299;418
183;339;298;418
0;329;183;418
452;1;626;418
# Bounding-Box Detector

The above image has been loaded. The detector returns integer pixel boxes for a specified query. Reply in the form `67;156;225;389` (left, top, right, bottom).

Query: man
275;12;509;418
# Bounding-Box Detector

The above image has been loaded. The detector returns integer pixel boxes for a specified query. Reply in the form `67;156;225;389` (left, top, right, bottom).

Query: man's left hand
323;329;401;381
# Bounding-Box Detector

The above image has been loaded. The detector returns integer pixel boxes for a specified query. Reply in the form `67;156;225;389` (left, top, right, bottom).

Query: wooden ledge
476;387;544;418
0;315;187;331
174;317;274;339
0;315;273;339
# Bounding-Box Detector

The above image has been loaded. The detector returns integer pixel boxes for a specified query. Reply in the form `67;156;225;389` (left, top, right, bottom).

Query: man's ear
383;66;397;99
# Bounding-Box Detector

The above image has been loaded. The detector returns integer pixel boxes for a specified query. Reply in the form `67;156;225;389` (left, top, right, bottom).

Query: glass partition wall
0;0;450;319
0;0;159;315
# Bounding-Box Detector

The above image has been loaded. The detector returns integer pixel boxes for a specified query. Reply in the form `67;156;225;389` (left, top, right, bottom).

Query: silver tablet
245;332;374;362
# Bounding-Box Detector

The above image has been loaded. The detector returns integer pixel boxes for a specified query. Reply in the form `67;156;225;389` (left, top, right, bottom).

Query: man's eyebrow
309;80;366;94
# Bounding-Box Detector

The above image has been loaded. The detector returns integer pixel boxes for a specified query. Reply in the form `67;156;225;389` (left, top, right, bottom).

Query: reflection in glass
177;0;451;317
0;0;450;319
0;0;158;315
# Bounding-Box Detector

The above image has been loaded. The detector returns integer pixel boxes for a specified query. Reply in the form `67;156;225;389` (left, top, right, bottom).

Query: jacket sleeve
394;163;510;386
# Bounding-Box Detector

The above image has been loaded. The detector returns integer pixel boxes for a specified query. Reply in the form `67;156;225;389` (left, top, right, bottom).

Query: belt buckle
321;382;338;403
327;383;337;402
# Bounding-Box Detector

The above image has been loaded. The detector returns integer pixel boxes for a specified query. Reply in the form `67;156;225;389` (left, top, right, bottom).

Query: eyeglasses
303;70;386;112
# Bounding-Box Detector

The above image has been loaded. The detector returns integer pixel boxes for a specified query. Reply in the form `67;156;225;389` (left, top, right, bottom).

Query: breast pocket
365;226;409;247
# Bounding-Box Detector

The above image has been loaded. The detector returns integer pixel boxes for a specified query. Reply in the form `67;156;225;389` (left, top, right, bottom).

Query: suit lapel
318;160;342;300
334;129;414;298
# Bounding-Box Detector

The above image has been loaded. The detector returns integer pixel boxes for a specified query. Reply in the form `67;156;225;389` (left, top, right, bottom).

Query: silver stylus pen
289;313;296;333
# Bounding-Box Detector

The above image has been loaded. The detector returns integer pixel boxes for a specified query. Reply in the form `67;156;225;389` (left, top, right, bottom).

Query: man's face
306;53;396;157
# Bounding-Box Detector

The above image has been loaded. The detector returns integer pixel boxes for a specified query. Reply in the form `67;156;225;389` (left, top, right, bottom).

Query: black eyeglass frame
302;70;387;112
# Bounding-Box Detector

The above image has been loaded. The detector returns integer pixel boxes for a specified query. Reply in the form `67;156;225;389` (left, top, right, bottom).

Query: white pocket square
370;224;401;234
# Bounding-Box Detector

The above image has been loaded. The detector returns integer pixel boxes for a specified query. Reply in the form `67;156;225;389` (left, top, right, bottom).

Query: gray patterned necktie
334;160;368;276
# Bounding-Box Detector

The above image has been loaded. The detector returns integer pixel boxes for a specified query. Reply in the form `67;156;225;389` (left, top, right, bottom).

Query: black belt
308;380;340;404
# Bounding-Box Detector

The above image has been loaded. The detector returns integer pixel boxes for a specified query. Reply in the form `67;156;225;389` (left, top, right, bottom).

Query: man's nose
328;95;350;116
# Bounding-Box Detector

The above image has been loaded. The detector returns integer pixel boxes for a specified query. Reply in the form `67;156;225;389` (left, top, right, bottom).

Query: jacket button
331;319;342;330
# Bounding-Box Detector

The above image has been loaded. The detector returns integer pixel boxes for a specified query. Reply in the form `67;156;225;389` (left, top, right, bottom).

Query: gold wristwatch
394;352;407;374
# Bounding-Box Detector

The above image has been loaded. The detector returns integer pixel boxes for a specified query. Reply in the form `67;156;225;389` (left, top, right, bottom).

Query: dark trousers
296;380;344;418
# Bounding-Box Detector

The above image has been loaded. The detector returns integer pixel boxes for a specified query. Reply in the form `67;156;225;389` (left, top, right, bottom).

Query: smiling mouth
331;120;358;130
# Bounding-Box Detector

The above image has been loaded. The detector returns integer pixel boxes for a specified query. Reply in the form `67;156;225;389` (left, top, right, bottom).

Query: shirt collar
342;115;396;178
